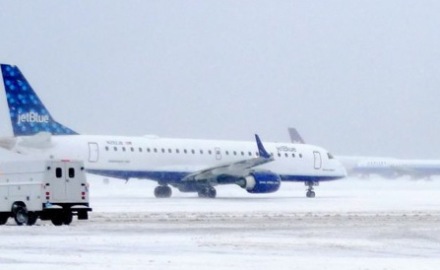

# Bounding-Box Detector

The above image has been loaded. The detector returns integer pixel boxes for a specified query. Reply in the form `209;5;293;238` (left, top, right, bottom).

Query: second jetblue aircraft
0;64;346;198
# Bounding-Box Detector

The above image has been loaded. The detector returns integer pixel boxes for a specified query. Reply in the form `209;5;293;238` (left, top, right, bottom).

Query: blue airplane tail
0;64;77;136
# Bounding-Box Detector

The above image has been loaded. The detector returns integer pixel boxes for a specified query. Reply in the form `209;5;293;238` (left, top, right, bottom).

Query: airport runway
1;177;440;270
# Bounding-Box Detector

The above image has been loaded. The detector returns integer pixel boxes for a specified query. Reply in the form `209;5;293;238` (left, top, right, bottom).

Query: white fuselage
13;135;346;184
338;155;440;179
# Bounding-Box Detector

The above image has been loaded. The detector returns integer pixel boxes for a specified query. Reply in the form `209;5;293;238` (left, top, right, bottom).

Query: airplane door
215;147;222;160
88;142;99;163
313;151;322;170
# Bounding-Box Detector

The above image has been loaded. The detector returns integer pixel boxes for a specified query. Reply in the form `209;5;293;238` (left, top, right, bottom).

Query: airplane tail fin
0;64;77;136
288;128;305;144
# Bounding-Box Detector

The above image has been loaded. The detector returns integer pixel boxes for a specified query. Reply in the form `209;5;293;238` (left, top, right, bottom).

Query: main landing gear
305;181;318;198
154;185;172;198
197;186;217;198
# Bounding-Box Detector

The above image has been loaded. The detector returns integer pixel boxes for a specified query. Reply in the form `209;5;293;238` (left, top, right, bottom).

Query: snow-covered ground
1;176;440;270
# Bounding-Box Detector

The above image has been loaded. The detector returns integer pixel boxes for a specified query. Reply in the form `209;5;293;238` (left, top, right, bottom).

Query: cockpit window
328;153;334;159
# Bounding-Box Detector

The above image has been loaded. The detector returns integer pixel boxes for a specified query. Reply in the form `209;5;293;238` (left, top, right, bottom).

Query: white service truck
0;159;92;226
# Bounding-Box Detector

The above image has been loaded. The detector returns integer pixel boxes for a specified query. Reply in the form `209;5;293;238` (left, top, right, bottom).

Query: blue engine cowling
240;171;281;194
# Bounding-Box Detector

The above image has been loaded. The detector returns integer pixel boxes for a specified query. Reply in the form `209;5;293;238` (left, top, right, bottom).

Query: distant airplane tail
288;128;305;144
0;64;77;136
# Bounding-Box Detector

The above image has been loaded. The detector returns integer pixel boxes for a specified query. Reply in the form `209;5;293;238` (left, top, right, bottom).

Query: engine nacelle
240;171;281;194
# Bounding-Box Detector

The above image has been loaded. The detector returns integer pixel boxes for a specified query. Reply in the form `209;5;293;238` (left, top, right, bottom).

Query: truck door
50;161;84;202
51;161;67;201
64;162;84;202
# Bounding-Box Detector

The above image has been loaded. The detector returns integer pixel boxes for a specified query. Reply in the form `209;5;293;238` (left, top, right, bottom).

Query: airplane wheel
154;186;172;198
306;191;316;198
198;186;216;198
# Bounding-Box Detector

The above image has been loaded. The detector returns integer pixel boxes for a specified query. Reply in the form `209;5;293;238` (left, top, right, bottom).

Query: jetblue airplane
287;127;440;179
0;64;346;198
339;157;440;179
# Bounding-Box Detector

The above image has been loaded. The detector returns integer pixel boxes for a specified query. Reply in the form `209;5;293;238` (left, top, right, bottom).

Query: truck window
56;168;62;178
69;168;75;178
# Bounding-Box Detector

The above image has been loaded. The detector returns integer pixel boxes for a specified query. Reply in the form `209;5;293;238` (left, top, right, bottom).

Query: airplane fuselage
14;135;345;186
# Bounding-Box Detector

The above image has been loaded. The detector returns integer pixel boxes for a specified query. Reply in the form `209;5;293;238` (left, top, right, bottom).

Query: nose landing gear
305;181;318;198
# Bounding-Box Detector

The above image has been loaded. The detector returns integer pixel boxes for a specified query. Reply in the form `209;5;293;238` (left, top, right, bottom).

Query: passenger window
161;148;165;153
147;148;151;152
328;153;334;159
248;151;252;156
233;151;237;156
114;147;118;151
139;147;143;152
285;153;288;158
56;168;62;178
277;153;281;157
154;148;157;153
208;150;212;155
184;149;187;154
168;149;172;153
105;146;109;151
191;149;195;154
225;151;229;155
292;153;295;158
176;149;180;154
200;150;203;154
241;151;244;156
122;147;126;152
69;168;75;178
299;154;303;158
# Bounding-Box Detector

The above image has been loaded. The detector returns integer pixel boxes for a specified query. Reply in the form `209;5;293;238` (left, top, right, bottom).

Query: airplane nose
337;160;348;177
340;163;348;177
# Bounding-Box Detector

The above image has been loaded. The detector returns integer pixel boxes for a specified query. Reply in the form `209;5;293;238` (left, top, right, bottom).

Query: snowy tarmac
1;176;440;270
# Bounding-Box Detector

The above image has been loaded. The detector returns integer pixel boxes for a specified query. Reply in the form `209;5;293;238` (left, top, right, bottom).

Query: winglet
255;134;271;159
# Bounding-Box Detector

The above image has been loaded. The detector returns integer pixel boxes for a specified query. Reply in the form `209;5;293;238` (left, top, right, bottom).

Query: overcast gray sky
0;1;439;158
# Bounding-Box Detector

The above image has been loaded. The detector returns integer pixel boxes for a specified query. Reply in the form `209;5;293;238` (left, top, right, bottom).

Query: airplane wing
181;134;274;183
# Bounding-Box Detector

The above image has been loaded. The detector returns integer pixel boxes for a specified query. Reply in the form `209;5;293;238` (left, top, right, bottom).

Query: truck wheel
63;212;73;225
0;214;8;225
27;212;38;226
14;207;29;226
51;215;63;226
78;211;88;220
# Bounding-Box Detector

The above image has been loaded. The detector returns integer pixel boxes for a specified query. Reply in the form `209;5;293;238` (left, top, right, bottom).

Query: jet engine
239;171;281;194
